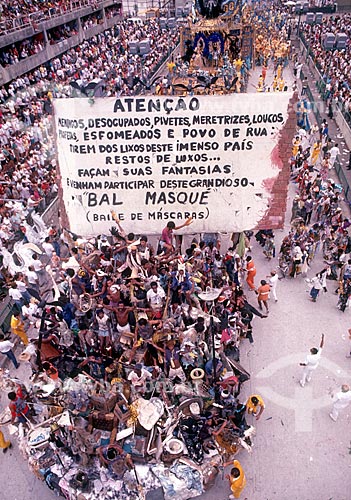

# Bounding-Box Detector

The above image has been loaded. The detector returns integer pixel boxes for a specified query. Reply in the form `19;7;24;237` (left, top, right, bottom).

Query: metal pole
211;315;216;383
210;314;220;403
36;306;46;370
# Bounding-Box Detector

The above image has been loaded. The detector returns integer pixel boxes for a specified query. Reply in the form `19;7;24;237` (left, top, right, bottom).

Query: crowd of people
0;2;350;499
301;13;351;115
0;0;103;35
82;12;103;29
287;112;351;310
0;21;81;67
0;3;123;59
0;211;273;498
0;17;179;253
0;36;45;67
0;7;268;497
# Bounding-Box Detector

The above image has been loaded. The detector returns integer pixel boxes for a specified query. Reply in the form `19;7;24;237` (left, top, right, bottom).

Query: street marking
254;355;350;432
255;353;349;379
256;385;331;432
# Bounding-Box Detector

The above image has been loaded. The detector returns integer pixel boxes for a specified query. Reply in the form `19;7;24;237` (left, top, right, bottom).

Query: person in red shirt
256;280;270;313
245;256;256;290
8;386;30;424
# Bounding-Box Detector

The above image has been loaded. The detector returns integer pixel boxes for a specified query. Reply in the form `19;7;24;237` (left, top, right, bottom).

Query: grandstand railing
299;30;351;131
3;34;81;81
336;102;351;129
0;0;109;36
335;158;351;203
299;33;351;204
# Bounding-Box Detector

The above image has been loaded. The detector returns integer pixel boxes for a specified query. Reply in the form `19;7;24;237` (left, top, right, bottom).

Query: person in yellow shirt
292;136;301;158
225;459;246;499
0;429;11;453
10;311;29;346
246;394;265;420
310;140;322;165
272;75;278;91
166;57;176;75
276;63;282;80
257;75;264;92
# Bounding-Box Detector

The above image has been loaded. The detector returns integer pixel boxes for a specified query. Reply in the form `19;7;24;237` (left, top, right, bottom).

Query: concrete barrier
334;107;351;152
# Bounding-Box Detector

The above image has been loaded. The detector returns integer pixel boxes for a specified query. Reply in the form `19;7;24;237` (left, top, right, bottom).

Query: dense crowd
0;209;270;499
0;3;122;67
82;12;103;29
0;13;277;498
0;18;179;251
288;109;351;310
0;0;102;34
0;36;45;66
0;3;350;499
301;14;351;113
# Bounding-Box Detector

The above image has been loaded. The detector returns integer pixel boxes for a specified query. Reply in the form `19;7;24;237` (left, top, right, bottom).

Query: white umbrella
285;1;297;5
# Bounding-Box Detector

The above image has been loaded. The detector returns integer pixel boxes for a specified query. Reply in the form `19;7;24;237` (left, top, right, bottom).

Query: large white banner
54;94;292;236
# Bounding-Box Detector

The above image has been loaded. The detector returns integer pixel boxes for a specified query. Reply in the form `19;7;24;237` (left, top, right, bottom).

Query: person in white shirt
127;364;152;393
27;194;40;213
0;334;19;368
26;266;39;291
329;384;351;421
146;281;166;312
22;301;39;323
267;270;279;302
95;309;111;351
291;244;303;278
61;248;80;273
14;276;31;303
31;254;45;287
299;334;324;387
8;284;23;309
329;143;340;168
42;237;55;258
31;254;44;273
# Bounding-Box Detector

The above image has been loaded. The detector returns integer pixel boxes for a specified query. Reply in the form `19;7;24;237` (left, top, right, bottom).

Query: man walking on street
299;334;325;387
267;270;279;302
225;459;246;499
245;256;256;291
329;384;351;421
329;143;340;168
10;311;29;346
0;334;19;368
256;280;270;313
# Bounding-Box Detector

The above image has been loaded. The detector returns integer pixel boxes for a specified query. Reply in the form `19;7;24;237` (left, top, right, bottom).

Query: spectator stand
0;3;123;84
0;0;110;37
299;15;351;133
297;16;351;206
